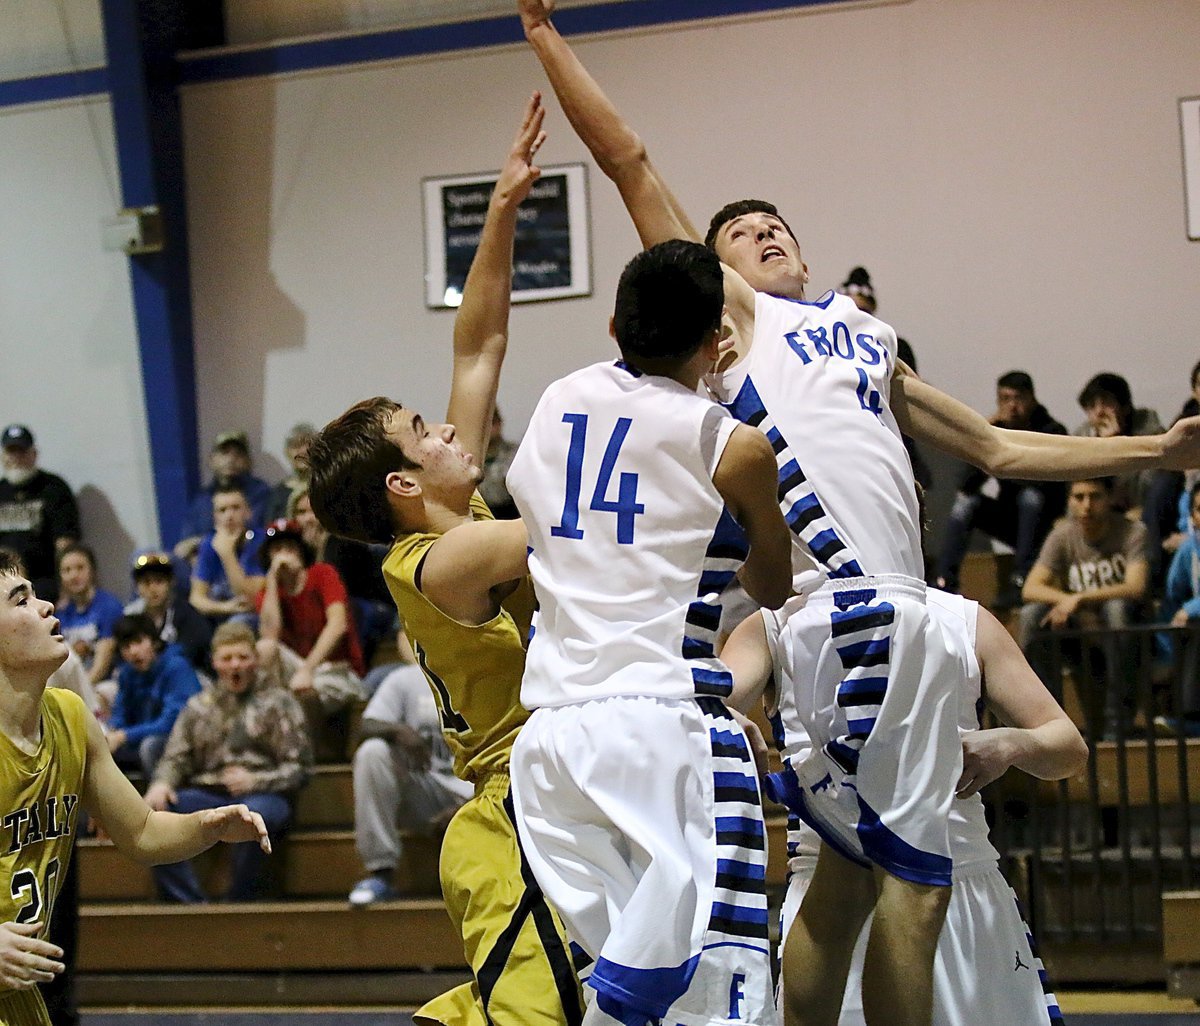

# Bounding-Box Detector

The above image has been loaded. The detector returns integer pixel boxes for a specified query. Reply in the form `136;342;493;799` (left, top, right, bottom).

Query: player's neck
426;502;474;537
0;672;46;750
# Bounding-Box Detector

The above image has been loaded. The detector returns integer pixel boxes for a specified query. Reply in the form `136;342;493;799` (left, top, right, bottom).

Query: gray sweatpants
353;736;469;872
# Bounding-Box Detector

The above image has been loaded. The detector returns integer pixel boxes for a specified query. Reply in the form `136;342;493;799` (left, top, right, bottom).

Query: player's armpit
714;425;790;609
420;518;530;626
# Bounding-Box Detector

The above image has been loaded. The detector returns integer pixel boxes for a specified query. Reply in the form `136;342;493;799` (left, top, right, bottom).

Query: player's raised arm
518;0;697;249
446;92;548;466
893;363;1200;479
80;708;270;865
714;424;791;610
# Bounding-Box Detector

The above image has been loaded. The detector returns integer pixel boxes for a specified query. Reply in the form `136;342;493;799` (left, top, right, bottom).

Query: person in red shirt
255;521;365;742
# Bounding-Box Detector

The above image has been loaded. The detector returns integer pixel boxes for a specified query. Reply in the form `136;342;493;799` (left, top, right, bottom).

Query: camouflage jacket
152;669;312;795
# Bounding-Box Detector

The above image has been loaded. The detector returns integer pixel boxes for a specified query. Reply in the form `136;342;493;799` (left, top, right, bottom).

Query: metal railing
990;623;1199;948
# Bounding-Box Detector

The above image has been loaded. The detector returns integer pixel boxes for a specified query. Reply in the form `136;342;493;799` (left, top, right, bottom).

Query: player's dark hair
613;240;724;364
1077;372;1132;413
307;397;421;545
57;542;96;574
0;549;24;580
113;613;162;652
997;370;1035;395
704;199;798;251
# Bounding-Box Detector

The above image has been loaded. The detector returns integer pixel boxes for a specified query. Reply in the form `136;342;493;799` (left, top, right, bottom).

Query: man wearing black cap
175;430;273;555
0;424;80;601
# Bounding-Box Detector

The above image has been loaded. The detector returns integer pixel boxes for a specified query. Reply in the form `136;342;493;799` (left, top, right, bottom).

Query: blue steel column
99;0;202;546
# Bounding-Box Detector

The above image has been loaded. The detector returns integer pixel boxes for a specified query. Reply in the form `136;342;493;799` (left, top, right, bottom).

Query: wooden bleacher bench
77;757;791;986
1163;891;1200;1002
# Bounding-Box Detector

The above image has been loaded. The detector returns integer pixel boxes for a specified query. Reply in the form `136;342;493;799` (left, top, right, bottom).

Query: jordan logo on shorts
1014;950;1029;971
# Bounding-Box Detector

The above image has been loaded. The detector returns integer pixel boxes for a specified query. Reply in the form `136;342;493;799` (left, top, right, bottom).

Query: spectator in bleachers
292;487;393;659
1156;481;1200;735
175;430;273;558
144;621;312;903
1074;372;1163;512
1019;477;1150;738
1141;359;1200;586
188;484;265;624
839;266;933;491
348;660;472;906
0;423;81;601
265;422;317;522
933;371;1067;605
478;407;519;520
107;613;202;778
254;520;366;745
124;551;212;671
56;542;123;687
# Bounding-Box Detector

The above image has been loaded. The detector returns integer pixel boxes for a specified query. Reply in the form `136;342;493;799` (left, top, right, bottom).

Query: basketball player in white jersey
514;5;1200;1024
721;590;1085;1026
507;239;791;1026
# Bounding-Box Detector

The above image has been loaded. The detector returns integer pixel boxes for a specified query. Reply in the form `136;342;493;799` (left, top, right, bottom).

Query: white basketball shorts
511;695;777;1026
768;575;964;885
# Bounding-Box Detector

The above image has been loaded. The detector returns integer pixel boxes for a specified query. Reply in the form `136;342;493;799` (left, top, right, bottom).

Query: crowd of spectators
0;420;412;914
8;318;1199;920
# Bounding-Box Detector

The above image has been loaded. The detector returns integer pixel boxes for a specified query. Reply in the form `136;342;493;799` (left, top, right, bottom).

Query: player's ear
800;260;810;285
385;470;421;499
609;315;617;341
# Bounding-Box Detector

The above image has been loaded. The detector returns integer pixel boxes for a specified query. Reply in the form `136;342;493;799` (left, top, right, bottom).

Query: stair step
78;829;442;902
78;899;463;972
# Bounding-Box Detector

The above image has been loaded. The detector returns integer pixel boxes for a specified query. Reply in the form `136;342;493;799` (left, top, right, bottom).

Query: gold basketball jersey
0;688;87;948
383;494;532;784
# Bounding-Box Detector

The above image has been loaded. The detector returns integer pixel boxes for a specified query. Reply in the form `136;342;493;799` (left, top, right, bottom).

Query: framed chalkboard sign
1183;97;1200;241
422;162;591;308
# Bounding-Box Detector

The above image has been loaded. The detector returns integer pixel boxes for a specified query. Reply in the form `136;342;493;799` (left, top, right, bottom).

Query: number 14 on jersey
551;413;645;544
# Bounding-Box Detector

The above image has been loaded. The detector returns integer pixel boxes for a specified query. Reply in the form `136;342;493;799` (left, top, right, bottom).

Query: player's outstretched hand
495;92;547;210
518;0;555;33
0;921;64;990
199;803;272;854
1161;416;1200;470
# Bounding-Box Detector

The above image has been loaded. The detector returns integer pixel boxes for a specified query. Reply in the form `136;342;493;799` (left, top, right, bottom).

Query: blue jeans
152;788;291;903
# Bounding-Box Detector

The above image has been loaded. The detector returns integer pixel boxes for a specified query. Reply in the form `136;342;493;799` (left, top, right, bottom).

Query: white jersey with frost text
708;290;923;579
507;360;743;709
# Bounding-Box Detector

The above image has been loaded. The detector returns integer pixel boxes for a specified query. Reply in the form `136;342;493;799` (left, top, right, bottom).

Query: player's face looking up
384;408;481;500
213;640;257;693
713;211;809;300
0;575;67;675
